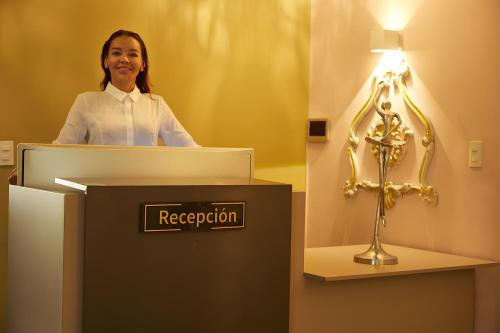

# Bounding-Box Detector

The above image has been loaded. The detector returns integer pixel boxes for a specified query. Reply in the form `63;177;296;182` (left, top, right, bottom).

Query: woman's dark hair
100;30;151;93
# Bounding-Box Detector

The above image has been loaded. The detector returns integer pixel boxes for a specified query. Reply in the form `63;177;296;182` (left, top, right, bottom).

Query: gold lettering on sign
146;202;245;232
207;212;214;223
159;210;169;225
229;212;236;222
157;209;239;226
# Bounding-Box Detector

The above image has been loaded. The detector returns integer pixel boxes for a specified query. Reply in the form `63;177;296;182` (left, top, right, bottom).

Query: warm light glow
368;0;424;30
374;50;406;75
383;9;407;31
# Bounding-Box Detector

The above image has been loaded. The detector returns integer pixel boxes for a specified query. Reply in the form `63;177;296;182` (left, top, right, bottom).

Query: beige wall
308;0;500;331
0;0;309;331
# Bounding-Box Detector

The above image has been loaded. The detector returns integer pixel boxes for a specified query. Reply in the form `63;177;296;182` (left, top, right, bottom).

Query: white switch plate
0;141;14;166
469;140;483;168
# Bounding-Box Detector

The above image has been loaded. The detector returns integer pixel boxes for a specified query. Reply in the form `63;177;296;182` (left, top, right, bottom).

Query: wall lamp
370;30;403;53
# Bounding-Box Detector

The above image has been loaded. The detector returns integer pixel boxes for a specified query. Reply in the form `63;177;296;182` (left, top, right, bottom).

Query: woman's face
104;35;144;92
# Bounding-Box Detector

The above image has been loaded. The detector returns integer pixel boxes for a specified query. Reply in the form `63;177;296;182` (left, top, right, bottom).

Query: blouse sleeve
53;94;88;144
158;98;200;147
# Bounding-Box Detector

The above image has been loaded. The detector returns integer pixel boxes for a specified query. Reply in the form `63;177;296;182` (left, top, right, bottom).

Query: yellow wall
0;0;309;330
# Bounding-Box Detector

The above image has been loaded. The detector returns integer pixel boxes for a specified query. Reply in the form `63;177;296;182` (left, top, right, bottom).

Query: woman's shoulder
69;91;110;112
77;90;107;98
72;90;107;104
141;92;163;101
140;92;169;108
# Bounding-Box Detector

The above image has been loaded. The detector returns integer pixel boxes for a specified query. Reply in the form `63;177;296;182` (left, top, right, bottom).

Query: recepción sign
143;202;245;232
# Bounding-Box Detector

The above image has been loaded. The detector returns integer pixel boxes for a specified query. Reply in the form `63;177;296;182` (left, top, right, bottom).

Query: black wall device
308;118;329;142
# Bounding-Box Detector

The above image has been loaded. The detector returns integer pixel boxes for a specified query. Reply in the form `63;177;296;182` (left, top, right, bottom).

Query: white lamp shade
370;30;403;52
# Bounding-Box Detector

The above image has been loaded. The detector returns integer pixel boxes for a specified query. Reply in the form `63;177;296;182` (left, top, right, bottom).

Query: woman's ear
104;57;109;69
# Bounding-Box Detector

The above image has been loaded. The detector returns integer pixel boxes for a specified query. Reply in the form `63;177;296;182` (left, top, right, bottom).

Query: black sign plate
143;202;245;232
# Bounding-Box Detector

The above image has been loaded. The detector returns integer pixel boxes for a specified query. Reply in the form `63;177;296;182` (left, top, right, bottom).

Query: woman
54;29;198;146
8;30;198;184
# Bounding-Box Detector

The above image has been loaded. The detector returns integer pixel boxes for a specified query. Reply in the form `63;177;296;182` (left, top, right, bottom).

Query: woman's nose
120;55;130;63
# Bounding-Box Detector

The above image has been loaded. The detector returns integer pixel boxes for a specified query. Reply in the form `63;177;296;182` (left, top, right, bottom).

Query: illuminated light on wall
374;50;405;76
368;0;424;31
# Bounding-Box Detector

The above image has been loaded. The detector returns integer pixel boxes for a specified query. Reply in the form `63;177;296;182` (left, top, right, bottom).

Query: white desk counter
304;244;497;281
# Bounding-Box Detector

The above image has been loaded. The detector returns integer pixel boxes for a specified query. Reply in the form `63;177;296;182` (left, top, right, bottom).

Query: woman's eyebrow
111;47;139;52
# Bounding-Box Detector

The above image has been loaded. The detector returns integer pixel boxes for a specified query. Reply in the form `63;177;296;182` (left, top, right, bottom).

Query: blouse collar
105;83;141;102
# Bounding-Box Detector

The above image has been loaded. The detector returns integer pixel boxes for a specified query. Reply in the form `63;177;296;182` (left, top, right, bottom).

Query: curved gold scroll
344;77;377;198
397;72;438;205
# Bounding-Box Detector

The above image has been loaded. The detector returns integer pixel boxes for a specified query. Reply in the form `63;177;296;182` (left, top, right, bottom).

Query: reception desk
8;144;292;333
8;178;292;333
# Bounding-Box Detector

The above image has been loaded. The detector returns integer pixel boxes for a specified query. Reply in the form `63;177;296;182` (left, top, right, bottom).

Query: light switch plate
0;141;14;166
469;140;483;168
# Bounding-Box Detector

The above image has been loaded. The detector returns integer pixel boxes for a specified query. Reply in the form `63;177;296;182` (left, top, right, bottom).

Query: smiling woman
103;34;145;93
100;30;149;93
53;29;198;147
8;30;199;185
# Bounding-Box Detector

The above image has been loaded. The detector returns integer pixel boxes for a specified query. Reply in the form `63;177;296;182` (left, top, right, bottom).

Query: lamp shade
370;30;403;52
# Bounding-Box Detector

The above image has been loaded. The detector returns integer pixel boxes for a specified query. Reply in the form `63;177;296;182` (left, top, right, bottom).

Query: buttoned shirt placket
124;95;134;145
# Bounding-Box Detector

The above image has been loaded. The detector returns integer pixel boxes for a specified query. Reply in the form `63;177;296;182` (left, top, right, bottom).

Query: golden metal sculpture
344;60;438;209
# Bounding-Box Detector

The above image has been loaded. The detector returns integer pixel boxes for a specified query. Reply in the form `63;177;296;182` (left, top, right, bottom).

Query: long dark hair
100;30;151;93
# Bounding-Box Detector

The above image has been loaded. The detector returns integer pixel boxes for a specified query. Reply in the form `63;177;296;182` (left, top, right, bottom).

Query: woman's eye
129;53;138;58
112;51;121;56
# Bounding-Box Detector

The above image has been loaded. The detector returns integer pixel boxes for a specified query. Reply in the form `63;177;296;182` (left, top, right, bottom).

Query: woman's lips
116;66;132;72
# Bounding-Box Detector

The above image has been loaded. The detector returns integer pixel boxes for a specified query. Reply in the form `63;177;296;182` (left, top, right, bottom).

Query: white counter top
54;177;285;192
304;244;497;281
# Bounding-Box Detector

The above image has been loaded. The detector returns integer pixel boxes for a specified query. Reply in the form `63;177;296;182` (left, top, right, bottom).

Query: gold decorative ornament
344;60;438;209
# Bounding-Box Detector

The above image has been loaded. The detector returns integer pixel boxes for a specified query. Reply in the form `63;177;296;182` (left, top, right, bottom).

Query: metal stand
353;232;398;265
354;149;398;264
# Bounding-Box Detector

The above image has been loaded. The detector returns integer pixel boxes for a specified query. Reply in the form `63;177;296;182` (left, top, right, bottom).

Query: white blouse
54;83;199;147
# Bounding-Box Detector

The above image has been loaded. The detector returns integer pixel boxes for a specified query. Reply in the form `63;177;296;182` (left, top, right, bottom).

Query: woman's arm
53;94;88;144
158;98;199;147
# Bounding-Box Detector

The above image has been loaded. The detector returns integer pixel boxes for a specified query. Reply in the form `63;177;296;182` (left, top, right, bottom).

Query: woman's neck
111;80;135;93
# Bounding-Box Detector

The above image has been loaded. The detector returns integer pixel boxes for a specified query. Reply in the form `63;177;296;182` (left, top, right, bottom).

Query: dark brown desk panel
82;182;291;333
